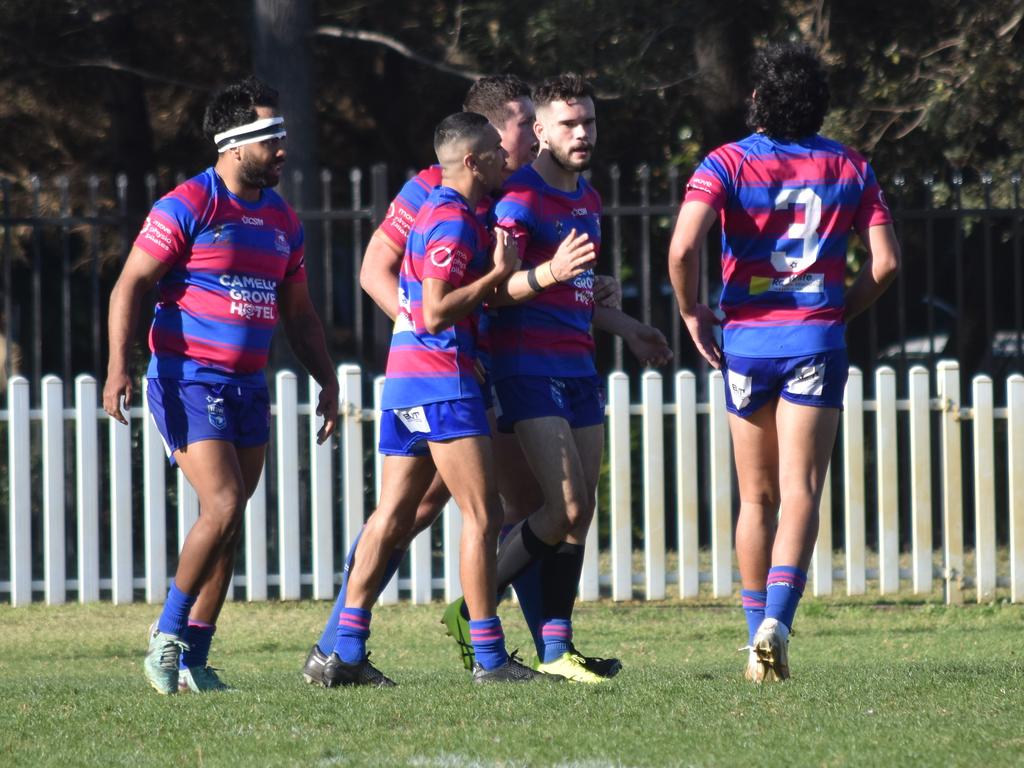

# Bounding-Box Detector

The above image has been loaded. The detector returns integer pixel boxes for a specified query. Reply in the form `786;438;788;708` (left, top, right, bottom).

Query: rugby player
104;76;339;694
321;112;554;684
668;43;900;682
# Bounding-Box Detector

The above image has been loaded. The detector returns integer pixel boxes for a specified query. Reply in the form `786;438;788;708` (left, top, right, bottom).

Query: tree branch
314;25;485;81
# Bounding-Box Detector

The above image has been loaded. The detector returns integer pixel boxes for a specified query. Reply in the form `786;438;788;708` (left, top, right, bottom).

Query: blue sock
335;607;371;664
469;617;509;671
740;589;767;645
317;531;405;655
180;621;215;670
157;581;196;637
765;566;807;631
540;618;572;663
499;524;544;658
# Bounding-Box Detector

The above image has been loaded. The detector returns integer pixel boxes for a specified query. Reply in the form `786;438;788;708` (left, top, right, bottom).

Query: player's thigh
513;416;588;505
571;423;604;500
775;399;839;499
488;408;541;522
173;439;247;511
236;444;267;500
728;400;781;506
376;454;438;520
428;434;498;513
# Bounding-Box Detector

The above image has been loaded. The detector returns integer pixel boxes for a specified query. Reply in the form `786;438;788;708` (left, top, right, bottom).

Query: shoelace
360;653;392;685
159;639;189;670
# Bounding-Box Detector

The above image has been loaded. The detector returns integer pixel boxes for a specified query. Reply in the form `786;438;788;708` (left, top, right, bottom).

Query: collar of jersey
210;167;269;210
516;164;588;201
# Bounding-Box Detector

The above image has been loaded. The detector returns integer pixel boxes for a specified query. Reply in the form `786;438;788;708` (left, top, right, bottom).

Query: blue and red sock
317;529;404;655
180;620;215;670
765;566;807;631
157;581;196;638
540;618;572;663
469;616;508;671
335;607;371;664
740;589;767;645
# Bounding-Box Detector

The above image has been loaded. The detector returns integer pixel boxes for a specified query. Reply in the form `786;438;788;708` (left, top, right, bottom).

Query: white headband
214;117;286;152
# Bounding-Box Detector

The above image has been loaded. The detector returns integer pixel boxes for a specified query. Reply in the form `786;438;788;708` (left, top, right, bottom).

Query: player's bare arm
102;246;173;424
278;280;340;443
668;200;722;369
422;230;519;333
844;223;901;321
359;230;404;320
592;273;622;309
591;306;673;367
491;227;594;306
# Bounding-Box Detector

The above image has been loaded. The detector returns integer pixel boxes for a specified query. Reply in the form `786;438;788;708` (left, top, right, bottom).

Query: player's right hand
550;228;596;282
682;304;723;369
102;372;133;425
492;228;521;277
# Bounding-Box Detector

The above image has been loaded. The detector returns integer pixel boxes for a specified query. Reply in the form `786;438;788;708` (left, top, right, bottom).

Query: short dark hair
532;73;594;109
463;75;531;125
433;111;493;156
747;43;830;140
202;76;279;140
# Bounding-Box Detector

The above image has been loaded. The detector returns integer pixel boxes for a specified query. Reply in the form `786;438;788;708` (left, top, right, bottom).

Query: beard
549;143;592;173
239;155;281;189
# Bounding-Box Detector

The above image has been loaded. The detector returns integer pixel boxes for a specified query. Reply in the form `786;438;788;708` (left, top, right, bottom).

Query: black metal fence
1;165;1022;404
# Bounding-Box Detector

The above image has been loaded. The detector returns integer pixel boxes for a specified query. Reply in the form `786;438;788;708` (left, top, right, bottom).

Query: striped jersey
684;133;892;357
380;185;491;410
377;164;495;357
133;167;305;386
490;165;601;380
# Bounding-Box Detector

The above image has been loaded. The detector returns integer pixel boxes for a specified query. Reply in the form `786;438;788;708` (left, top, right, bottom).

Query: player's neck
532;152;578;193
440;170;483;208
214;162;261;202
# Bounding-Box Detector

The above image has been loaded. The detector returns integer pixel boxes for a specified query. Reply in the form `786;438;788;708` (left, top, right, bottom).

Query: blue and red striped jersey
133;167;305;386
684;133;892;357
381;186;492;409
490;165;601;380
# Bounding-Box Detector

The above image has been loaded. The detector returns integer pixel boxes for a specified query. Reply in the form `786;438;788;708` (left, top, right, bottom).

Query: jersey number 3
770;187;822;273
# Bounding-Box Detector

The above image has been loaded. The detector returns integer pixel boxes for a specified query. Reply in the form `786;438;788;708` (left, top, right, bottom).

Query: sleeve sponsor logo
686;176;715;195
139;215;175;253
384;202;417;238
429;246;453;268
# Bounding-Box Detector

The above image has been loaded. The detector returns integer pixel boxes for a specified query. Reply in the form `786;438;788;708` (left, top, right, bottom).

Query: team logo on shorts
727;371;752;411
206;396;226;430
785;364;825;397
549;378;566;409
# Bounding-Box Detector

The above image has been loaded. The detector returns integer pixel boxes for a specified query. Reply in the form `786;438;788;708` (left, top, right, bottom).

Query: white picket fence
2;362;1023;608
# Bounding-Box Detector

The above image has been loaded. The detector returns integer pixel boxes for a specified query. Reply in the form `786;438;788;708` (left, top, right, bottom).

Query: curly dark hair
202;76;279;140
747;43;829;140
463;75;531;125
532;72;594;109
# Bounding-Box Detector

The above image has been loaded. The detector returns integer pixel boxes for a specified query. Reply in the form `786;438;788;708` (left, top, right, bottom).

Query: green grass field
2;596;1022;767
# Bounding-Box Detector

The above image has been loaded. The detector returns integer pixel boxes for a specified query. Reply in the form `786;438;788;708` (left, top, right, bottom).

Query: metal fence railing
1;167;1022;404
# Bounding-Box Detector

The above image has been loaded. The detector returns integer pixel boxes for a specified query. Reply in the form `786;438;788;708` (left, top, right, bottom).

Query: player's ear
464;152;479;175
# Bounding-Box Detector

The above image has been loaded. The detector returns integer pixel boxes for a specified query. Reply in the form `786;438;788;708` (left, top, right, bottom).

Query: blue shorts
493;375;605;434
146;379;270;465
722;349;849;418
379;398;490;456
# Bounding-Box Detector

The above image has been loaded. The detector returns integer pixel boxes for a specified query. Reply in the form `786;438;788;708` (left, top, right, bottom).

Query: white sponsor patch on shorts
395;406;430;433
728;370;752;411
785;364;825;397
491;387;502;418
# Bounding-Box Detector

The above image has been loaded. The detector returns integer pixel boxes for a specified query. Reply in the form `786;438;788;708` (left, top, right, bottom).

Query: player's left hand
593;274;622;309
316;380;340;444
626;324;673;367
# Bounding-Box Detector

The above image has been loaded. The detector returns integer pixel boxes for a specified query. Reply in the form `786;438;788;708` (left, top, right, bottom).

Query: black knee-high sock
540;542;585;621
494;520;558;595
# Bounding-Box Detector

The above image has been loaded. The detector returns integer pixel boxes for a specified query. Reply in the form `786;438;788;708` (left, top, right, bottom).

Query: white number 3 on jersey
770;187;822;273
